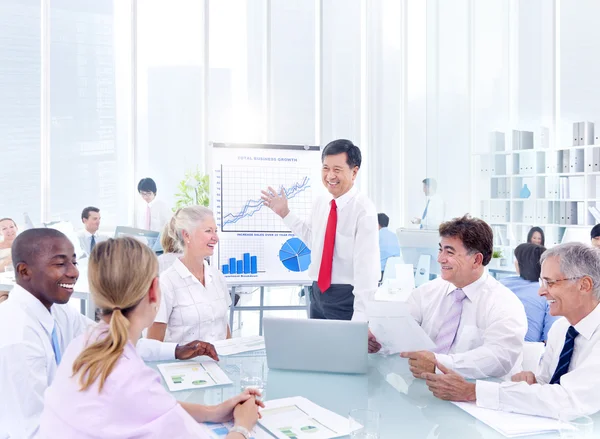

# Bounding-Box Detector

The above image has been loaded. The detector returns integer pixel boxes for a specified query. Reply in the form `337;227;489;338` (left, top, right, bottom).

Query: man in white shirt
0;228;219;439
421;242;600;419
77;206;108;257
369;215;527;379
136;177;172;232
261;139;380;321
411;178;445;230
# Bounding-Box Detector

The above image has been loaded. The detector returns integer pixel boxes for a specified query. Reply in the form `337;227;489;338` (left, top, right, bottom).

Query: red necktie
318;199;337;293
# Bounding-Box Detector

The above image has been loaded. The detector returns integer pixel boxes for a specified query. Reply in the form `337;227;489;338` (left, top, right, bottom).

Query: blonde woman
157;222;183;274
148;206;232;344
38;237;261;438
0;217;17;272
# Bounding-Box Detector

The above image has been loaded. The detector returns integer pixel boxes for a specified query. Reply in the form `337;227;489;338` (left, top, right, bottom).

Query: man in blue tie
411;178;445;230
0;229;219;438
421;242;600;419
77;206;108;257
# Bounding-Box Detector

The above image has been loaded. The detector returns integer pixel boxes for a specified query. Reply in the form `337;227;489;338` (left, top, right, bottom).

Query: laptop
263;317;369;374
114;226;160;252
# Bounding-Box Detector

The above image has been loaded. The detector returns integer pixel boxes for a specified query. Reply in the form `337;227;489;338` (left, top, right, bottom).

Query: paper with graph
157;361;232;392
259;396;361;439
213;336;265;356
212;143;322;284
199;421;272;439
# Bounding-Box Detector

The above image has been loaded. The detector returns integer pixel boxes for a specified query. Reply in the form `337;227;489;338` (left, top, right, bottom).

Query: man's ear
16;262;31;282
580;275;594;296
473;253;484;267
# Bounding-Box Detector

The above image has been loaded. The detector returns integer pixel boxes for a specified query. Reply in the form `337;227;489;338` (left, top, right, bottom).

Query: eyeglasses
539;276;583;289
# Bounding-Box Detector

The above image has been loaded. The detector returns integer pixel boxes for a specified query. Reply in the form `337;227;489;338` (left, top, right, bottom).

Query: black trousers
309;281;354;320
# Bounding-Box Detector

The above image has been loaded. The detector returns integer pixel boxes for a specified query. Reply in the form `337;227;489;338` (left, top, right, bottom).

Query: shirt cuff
136;338;177;362
475;380;501;410
434;353;454;374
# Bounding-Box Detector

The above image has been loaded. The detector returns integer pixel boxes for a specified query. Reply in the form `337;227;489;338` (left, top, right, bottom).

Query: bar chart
221;252;258;275
219;238;264;275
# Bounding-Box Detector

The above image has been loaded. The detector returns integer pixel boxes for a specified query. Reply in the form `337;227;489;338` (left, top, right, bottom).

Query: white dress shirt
157;252;183;274
476;304;600;418
136;197;172;232
283;185;380;321
421;193;445;230
408;273;527;379
77;229;108;257
155;258;232;344
0;284;176;439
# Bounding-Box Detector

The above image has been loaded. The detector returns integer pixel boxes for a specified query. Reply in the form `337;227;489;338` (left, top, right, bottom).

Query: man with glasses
136;177;172;232
421;242;600;419
369;215;528;380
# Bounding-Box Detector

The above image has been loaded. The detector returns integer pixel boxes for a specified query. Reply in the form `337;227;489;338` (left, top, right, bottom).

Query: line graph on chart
220;165;313;232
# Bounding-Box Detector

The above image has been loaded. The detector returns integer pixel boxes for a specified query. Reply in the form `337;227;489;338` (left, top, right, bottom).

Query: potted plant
492;249;507;267
174;167;210;210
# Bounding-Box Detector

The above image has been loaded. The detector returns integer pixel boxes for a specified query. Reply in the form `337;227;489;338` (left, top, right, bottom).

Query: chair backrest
522;341;545;372
382;256;406;282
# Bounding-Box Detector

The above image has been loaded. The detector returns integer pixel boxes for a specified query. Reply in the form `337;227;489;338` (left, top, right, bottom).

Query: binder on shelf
512;130;521;151
559;177;570;199
540;126;550;149
570;149;584;173
523;201;535;223
594;148;600;172
580;122;595;146
490;131;505;152
519;131;534;150
559;202;567;225
573;122;580;146
566;202;578;225
577;202;585;226
569;177;585;199
562;150;570;173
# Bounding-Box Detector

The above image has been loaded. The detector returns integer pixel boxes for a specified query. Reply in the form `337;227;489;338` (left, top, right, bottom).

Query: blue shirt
500;276;559;342
379;227;401;271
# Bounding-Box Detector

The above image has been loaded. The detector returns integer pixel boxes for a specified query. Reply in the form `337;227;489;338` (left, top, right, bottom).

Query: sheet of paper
157;360;232;392
452;402;564;437
213;336;265;356
367;301;435;355
259;396;361;439
199;421;272;439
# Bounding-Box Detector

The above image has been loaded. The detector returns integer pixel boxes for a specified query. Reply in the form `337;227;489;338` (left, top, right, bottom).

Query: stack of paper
452;402;563;437
259;397;361;439
199;421;272;439
213;336;265;356
157;360;232;392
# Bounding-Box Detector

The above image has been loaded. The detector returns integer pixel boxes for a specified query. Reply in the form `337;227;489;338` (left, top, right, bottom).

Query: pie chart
279;237;311;272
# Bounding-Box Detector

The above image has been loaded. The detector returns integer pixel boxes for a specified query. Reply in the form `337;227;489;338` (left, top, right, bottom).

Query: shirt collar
10;283;56;334
172;258;213;284
332;185;357;211
447;272;488;301
574;303;600;340
83;229;96;238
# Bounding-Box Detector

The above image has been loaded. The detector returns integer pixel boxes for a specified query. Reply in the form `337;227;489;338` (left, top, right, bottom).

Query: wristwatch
229;426;251;439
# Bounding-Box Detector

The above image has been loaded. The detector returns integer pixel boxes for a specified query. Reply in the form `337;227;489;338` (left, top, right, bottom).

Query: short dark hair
526;226;545;246
438;214;493;266
12;228;69;272
138;178;157;194
592;224;600;240
81;206;100;221
321;139;361;169
422;178;437;192
377;213;389;228
514;243;546;282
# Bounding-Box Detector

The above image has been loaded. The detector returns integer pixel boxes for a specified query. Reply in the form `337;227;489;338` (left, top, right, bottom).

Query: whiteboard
211;143;322;284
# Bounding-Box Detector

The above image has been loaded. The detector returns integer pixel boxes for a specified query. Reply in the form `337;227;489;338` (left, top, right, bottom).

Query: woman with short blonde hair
148;205;232;344
38;237;261;438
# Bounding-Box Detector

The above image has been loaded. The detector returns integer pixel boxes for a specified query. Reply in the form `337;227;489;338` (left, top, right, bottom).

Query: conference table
148;351;600;438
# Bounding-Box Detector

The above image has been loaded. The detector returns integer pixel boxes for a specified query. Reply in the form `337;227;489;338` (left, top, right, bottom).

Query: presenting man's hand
175;340;219;361
400;350;436;377
261;186;290;218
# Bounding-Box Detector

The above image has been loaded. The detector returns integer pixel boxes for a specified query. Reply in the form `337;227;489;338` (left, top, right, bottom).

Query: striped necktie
90;234;96;253
549;326;579;385
433;288;467;354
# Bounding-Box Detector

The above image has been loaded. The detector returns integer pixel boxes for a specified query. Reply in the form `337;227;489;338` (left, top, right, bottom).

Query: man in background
591;224;600;248
378;213;401;280
412;178;445;230
78;206;108;257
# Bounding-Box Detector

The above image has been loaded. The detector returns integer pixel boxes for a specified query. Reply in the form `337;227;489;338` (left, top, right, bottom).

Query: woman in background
526;226;545;246
148;206;232;345
500;243;558;342
157;223;183;274
0;218;17;272
39;237;261;438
